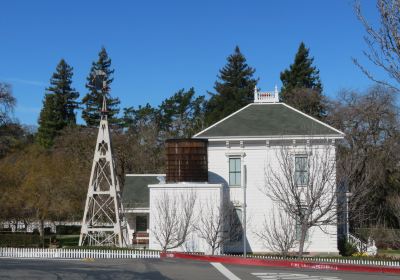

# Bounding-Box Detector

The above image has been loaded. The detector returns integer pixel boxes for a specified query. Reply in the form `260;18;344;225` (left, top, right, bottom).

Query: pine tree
123;104;158;130
205;46;258;125
47;59;79;124
159;88;206;138
36;59;79;148
280;42;325;118
82;47;120;126
37;94;63;148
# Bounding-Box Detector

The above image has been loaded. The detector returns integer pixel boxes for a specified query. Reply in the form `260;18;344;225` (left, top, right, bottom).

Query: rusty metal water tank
165;139;208;183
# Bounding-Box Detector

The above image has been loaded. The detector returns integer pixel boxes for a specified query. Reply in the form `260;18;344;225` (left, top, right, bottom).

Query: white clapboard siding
148;183;223;254
0;247;160;259
207;142;339;253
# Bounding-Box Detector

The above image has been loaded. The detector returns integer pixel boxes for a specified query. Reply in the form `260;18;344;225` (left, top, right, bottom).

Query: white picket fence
221;253;400;267
2;247;399;267
0;247;160;259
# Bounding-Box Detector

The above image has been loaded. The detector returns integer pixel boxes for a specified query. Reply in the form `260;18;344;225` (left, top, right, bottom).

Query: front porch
125;212;150;249
121;174;165;249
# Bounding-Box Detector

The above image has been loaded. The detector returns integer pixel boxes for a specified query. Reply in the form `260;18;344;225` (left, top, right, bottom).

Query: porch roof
122;174;165;209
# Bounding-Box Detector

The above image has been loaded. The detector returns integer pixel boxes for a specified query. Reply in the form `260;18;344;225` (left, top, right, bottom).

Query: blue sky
0;0;385;125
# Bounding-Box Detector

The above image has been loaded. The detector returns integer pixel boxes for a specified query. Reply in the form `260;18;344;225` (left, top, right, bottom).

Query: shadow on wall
208;171;227;185
208;171;253;254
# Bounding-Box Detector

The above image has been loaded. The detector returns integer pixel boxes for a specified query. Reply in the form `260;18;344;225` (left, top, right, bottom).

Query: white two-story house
145;87;344;254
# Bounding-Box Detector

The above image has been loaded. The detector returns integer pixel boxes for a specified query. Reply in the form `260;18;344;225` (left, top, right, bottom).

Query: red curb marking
160;252;400;275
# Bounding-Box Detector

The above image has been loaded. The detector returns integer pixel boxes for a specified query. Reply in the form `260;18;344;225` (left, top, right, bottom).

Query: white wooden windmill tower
79;71;126;247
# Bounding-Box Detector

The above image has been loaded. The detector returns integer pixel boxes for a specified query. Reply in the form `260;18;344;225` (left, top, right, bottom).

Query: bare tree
327;86;400;228
0;83;16;125
353;0;400;90
151;191;197;252
255;207;297;257
194;197;242;255
194;196;224;255
262;142;337;257
388;194;400;226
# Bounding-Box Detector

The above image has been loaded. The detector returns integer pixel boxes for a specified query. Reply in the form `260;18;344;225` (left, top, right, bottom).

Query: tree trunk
39;219;45;248
298;238;305;258
298;224;308;258
283;249;289;257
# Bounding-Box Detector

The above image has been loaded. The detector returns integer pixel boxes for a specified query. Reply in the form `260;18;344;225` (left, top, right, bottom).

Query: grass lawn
378;249;400;257
0;233;79;247
56;235;80;247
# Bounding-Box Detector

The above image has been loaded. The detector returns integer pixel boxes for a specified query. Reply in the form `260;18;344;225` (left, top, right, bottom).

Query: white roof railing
254;85;280;103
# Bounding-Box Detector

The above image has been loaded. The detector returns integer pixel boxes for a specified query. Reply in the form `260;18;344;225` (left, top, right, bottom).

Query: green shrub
57;235;79;247
0;233;41;247
338;237;358;256
56;225;81;235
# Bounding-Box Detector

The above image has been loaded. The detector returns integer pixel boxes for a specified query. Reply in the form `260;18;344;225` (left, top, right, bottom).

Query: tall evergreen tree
37;94;63;148
82;47;120;126
123;103;160;134
280;42;325;118
205;46;258;125
47;59;79;124
36;59;79;148
159;88;206;138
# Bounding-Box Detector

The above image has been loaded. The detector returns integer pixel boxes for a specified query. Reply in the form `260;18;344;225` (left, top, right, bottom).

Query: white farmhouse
139;87;344;254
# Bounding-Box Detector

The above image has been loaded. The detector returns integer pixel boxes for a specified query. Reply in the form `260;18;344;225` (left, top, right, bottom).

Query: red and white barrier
161;252;400;274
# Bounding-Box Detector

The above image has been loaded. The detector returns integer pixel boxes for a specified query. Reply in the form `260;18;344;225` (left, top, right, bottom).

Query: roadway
0;258;398;280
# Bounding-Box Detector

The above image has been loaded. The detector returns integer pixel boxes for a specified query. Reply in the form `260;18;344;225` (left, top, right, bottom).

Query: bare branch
151;190;197;252
262;142;337;257
327;86;400;228
194;196;224;255
354;0;400;91
388;194;400;226
0;83;16;125
255;207;297;256
194;197;243;255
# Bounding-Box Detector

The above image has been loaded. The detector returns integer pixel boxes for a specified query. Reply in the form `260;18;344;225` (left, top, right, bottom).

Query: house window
229;158;241;186
295;156;308;186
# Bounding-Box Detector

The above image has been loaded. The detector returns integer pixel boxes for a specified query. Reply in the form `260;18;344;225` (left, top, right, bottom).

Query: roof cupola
254;85;280;103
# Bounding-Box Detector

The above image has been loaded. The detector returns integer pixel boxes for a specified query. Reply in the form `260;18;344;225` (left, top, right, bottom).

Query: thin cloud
1;77;46;87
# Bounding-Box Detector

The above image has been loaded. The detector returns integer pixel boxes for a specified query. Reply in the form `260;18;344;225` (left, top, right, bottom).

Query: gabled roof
122;174;165;209
193;103;344;139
